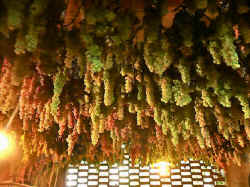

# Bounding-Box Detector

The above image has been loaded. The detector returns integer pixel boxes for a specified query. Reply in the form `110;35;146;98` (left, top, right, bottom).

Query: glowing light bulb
0;132;9;151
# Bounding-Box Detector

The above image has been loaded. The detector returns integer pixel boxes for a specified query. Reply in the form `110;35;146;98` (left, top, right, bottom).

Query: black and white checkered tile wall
66;154;226;187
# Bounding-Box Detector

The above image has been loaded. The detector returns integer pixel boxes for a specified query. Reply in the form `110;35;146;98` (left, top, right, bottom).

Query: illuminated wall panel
66;155;226;187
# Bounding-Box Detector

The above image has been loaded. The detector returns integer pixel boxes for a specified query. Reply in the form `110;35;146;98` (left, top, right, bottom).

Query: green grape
201;90;213;107
117;97;124;120
195;99;206;127
104;52;114;70
236;94;250;119
93;86;102;116
25;25;39;52
197;134;205;149
177;58;191;85
137;84;144;101
77;54;86;78
215;20;240;69
128;103;136;113
144;37;173;75
222;128;230;140
161;109;170;135
214;87;232;108
137;110;143;127
90;111;100;146
144;75;156;107
125;76;133;93
84;70;92;93
51;71;66;115
103;71;114;106
161;77;172;104
172;80;192;107
117;15;132;41
104;10;116;22
195;56;206;77
86;45;103;72
15;32;26;55
171;134;179;146
208;41;221;65
154;105;162;126
220;36;240;70
183;118;192;131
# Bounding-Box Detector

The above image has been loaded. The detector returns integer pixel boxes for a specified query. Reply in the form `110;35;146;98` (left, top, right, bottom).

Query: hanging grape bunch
0;0;249;180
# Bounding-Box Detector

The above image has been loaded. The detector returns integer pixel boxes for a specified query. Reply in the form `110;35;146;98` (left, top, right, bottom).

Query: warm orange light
153;161;171;176
0;132;10;152
0;131;14;159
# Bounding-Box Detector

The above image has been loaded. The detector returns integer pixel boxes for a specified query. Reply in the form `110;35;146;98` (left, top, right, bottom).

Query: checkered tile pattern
66;155;226;187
